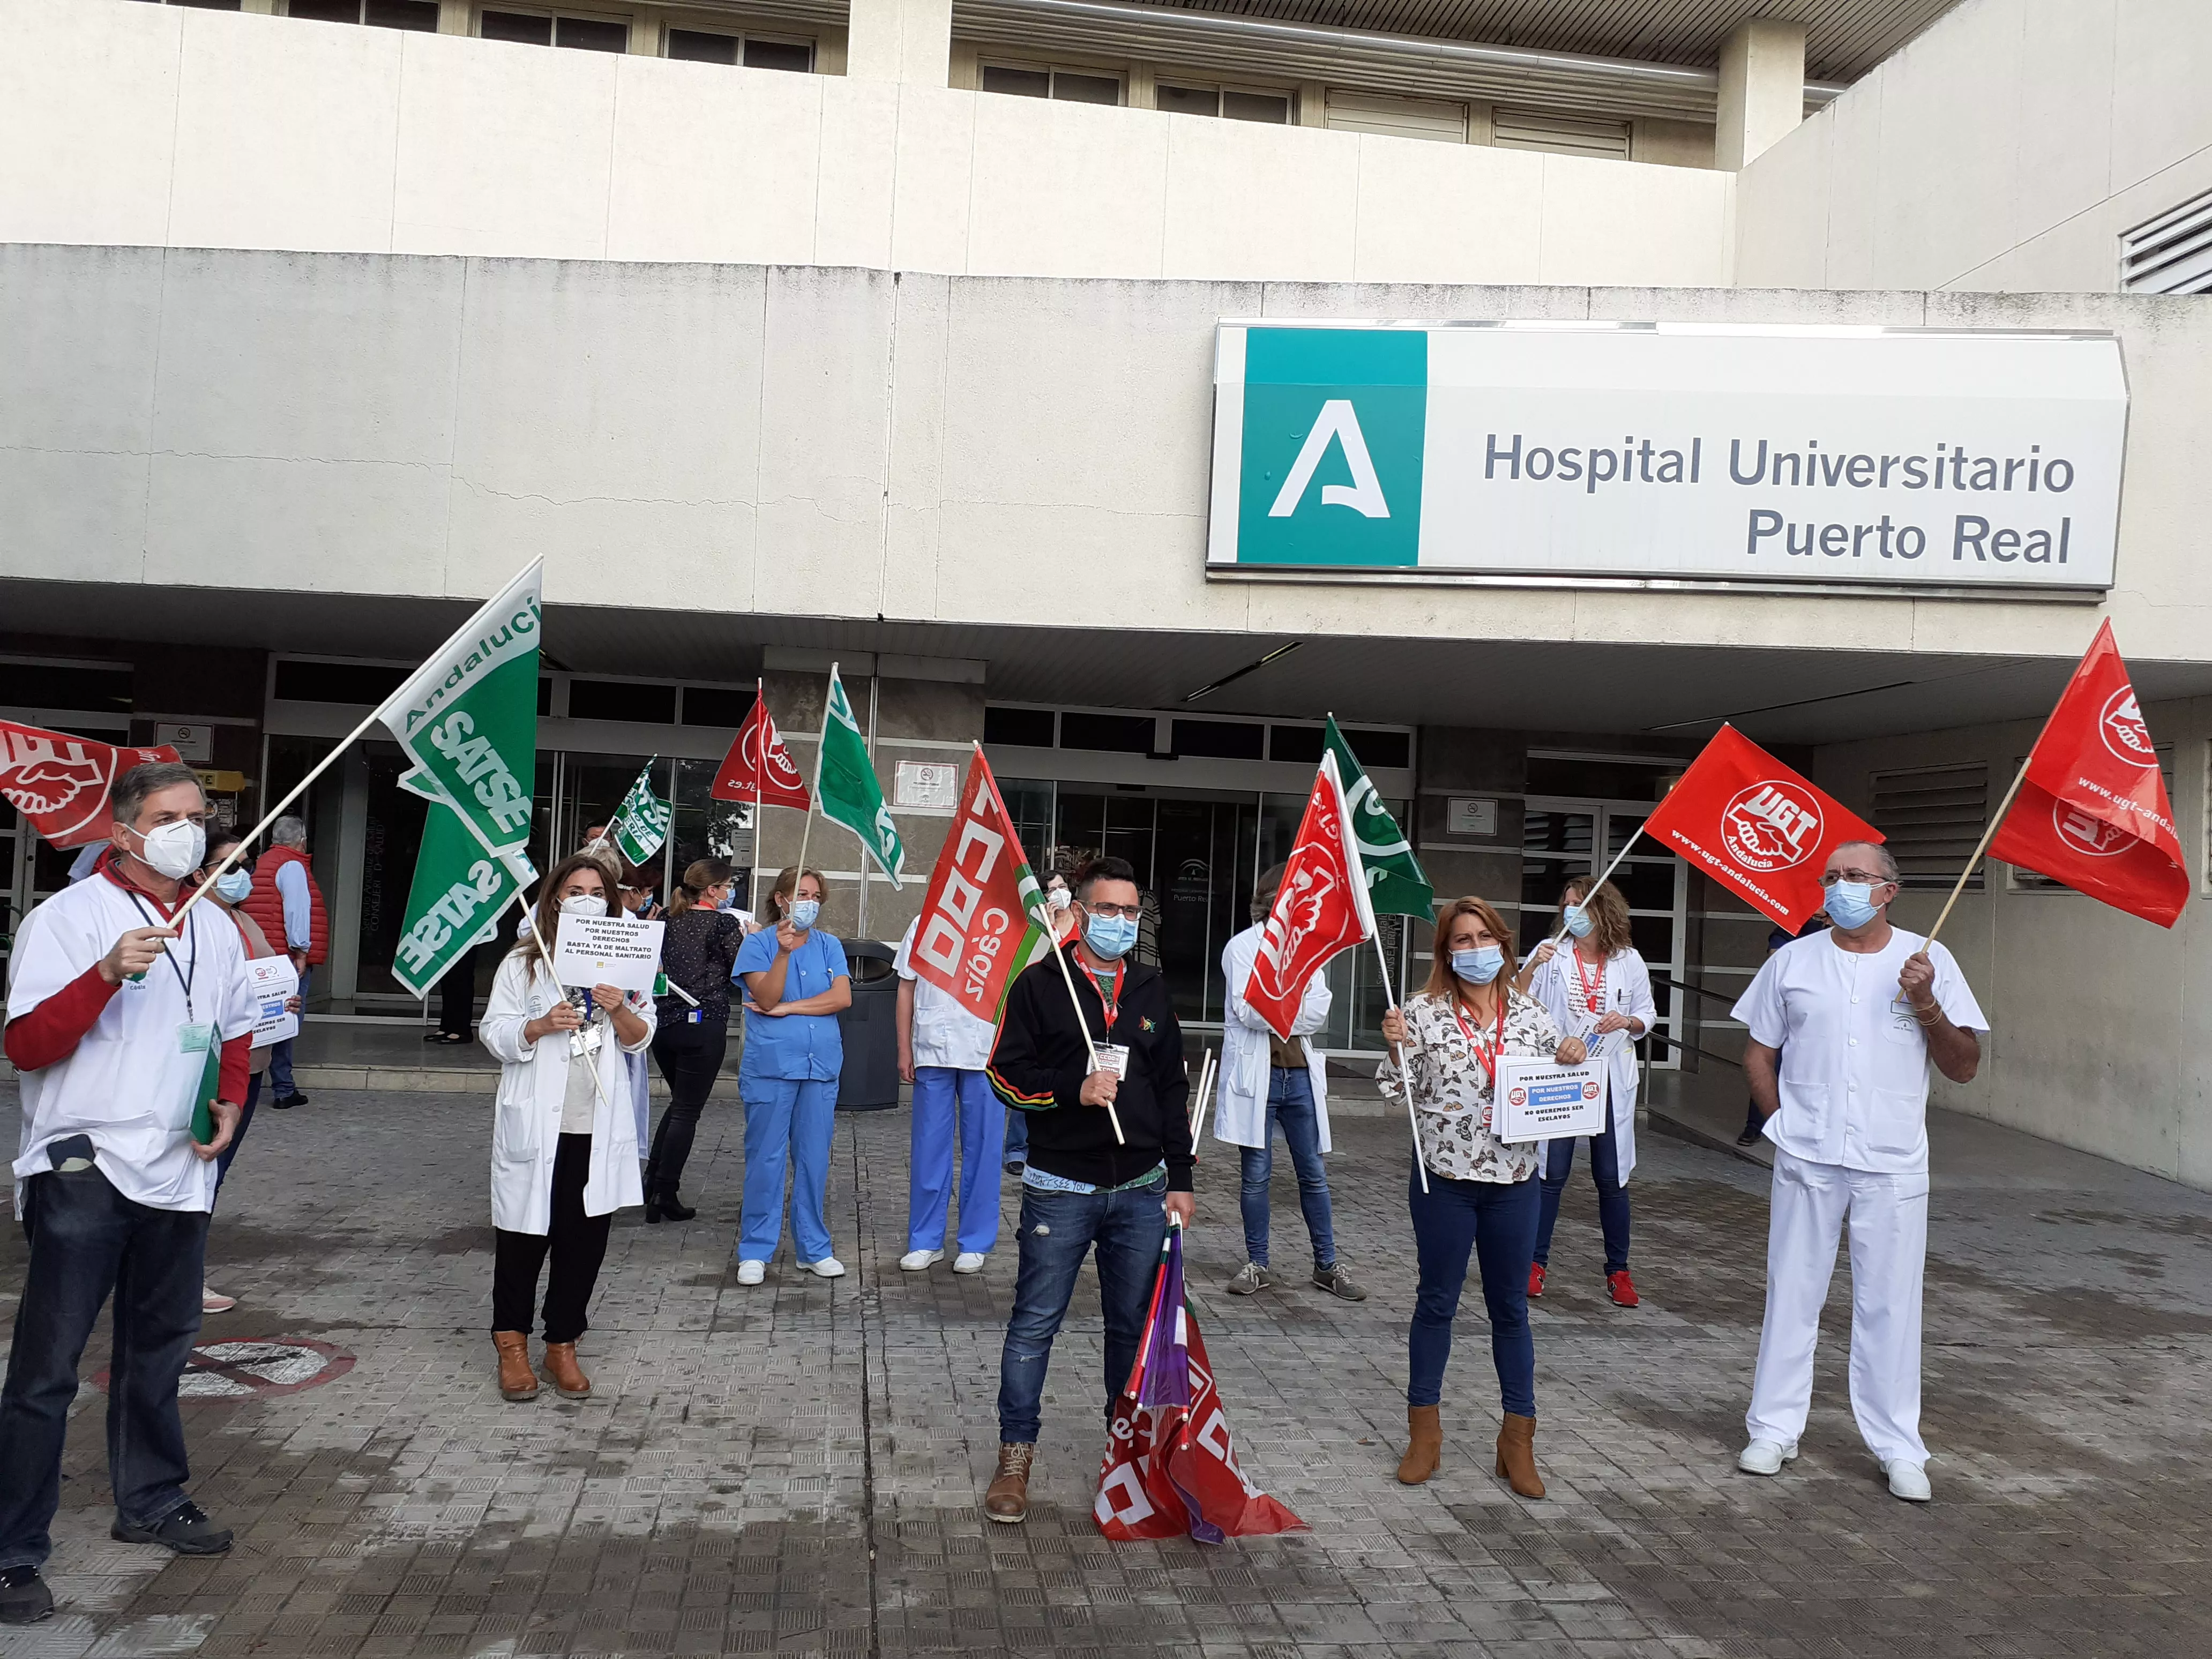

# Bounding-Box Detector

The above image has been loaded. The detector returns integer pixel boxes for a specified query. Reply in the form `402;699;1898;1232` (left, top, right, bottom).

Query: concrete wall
1815;694;2211;1186
1736;0;2212;291
0;0;1729;287
7;246;2212;676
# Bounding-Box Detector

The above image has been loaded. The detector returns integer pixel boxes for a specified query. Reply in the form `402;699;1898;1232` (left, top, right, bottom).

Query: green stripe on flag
1325;715;1433;921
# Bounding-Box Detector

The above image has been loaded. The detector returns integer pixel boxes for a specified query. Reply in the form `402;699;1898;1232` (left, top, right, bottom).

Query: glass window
1053;71;1120;106
681;685;752;727
1171;719;1263;760
1268;724;1322;764
1222;89;1289;123
1059;712;1153;754
669;756;754;909
557;16;626;51
566;680;676;724
1157;83;1217;117
272;660;407;706
481;9;553;43
743;38;812;72
0;660;132;714
668;27;739;63
1339;727;1409;769
983;705;1055;748
981;65;1050;98
289;0;438;25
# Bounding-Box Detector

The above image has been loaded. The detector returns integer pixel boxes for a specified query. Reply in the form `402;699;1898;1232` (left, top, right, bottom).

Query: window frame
475;4;634;52
977;58;1126;108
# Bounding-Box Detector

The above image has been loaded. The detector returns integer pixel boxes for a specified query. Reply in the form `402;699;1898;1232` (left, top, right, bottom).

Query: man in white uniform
1732;840;1986;1503
893;917;1003;1274
0;764;255;1625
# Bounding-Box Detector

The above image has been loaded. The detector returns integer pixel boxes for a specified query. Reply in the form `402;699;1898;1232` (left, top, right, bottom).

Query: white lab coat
1213;923;1333;1153
480;950;655;1235
1526;942;1658;1183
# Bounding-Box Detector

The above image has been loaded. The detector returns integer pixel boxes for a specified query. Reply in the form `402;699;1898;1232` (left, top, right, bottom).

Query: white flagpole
1048;933;1125;1145
1372;928;1429;1196
791;668;831;904
1519;826;1647;982
752;678;766;918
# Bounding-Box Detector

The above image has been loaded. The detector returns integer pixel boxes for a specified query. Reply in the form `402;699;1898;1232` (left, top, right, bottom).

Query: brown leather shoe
542;1341;591;1400
1495;1411;1545;1499
1396;1404;1441;1485
493;1332;538;1402
984;1443;1034;1523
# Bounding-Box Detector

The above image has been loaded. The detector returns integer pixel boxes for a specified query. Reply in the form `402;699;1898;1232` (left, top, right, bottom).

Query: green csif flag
1325;714;1433;920
816;665;906;888
376;561;542;858
606;758;672;865
392;798;535;998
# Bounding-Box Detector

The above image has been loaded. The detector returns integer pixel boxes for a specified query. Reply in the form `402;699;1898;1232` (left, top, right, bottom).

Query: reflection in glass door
1520;797;1688;1067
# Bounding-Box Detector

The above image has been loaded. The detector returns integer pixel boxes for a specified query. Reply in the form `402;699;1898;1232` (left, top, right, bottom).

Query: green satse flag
1325;714;1433;920
391;798;535;999
608;759;672;865
817;666;906;888
375;561;542;858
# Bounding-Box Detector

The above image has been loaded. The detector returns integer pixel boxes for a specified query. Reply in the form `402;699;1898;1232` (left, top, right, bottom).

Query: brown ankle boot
1396;1405;1441;1485
1495;1411;1545;1499
984;1443;1034;1523
542;1341;591;1400
493;1332;538;1402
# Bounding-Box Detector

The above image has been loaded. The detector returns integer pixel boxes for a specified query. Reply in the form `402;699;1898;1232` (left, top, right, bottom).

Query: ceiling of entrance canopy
13;577;2211;751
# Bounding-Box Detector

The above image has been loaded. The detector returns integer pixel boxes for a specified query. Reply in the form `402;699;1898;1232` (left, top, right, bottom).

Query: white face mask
559;893;605;916
1045;886;1070;913
130;819;206;881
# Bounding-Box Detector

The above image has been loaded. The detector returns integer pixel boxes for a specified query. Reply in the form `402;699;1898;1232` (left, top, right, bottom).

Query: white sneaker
735;1259;766;1286
1736;1438;1799;1476
1884;1459;1932;1502
953;1251;988;1274
900;1249;944;1272
805;1256;847;1279
200;1287;237;1314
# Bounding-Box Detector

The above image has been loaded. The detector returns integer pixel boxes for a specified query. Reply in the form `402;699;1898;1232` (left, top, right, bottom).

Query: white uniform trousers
1746;1147;1930;1465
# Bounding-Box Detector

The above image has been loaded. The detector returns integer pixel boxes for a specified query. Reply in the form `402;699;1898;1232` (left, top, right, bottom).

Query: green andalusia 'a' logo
1237;329;1425;567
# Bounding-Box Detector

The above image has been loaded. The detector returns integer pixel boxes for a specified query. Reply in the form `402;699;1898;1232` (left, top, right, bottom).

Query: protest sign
247;956;300;1050
1493;1053;1608;1142
549;913;664;993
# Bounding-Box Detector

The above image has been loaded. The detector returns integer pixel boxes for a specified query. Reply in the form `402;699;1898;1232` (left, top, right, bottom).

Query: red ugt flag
1094;1225;1304;1543
0;721;181;850
908;749;1050;1022
1989;621;2188;928
710;685;811;808
1643;724;1882;931
1240;752;1373;1040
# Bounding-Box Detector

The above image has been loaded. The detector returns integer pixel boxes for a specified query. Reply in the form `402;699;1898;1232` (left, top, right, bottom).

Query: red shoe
1606;1269;1639;1307
1527;1262;1546;1298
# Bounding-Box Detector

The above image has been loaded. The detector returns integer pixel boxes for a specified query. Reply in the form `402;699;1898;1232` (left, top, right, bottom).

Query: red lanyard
1572;947;1606;1015
1089;960;1125;1033
1451;994;1507;1085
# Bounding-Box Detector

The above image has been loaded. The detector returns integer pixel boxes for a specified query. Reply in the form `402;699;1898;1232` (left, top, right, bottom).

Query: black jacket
987;944;1193;1193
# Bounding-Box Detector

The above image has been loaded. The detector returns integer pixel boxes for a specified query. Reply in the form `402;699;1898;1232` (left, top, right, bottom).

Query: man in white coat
1215;864;1364;1302
1732;840;1986;1503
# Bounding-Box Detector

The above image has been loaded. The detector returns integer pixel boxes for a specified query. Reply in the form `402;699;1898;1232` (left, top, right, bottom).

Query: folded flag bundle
1093;1224;1304;1543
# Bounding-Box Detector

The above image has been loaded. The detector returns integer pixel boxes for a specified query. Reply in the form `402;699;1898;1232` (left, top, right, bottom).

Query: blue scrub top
735;926;849;1082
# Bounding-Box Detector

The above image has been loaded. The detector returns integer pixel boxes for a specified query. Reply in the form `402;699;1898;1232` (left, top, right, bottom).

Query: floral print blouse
1376;988;1565;1184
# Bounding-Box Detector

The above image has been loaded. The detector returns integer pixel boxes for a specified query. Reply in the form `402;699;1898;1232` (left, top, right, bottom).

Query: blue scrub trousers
907;1067;1004;1255
738;1076;838;1264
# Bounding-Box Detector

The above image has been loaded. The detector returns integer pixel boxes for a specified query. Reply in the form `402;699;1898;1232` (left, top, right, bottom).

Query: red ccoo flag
1241;751;1374;1040
710;685;811;809
909;748;1052;1024
1643;724;1883;932
1988;621;2188;928
0;721;182;850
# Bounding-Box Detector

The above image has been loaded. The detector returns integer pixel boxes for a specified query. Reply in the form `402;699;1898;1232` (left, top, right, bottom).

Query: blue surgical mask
1451;945;1505;984
1824;880;1882;930
788;898;821;931
215;869;252;903
1084;913;1138;960
1562;903;1593;939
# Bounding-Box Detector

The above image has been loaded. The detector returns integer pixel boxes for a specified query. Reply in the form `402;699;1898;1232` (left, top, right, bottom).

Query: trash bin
835;939;900;1111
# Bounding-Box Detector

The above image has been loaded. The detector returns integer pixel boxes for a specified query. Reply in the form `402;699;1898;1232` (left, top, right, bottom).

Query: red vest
243;845;329;967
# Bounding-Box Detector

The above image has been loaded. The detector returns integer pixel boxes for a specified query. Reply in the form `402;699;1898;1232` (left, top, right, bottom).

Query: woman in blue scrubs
732;866;851;1284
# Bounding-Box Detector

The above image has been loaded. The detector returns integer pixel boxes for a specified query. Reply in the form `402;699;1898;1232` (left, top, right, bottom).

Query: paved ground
4;1081;2212;1659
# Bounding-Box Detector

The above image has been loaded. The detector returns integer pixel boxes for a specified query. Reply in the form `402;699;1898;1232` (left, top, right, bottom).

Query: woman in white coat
480;854;656;1404
1214;864;1364;1302
1515;877;1656;1308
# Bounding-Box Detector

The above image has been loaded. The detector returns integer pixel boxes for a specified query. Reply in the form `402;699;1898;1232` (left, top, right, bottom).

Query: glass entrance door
1521;795;1688;1067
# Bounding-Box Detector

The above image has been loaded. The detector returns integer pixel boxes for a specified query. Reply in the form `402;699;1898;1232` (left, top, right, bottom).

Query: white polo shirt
891;920;997;1072
1732;927;1987;1176
8;875;256;1212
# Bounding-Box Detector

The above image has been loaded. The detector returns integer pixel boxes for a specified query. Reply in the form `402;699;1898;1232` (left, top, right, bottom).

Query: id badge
570;1021;605;1060
1094;1043;1131;1079
177;1021;216;1054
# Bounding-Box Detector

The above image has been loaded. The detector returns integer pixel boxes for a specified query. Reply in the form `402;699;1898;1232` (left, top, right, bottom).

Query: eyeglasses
1819;870;1894;888
1081;901;1142;921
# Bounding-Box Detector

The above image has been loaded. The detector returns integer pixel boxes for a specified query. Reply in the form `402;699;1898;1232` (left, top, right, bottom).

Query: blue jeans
266;967;307;1097
1534;1100;1630;1275
1238;1066;1336;1272
1004;1107;1028;1164
0;1164;210;1570
738;1075;837;1263
907;1067;1004;1256
1407;1164;1539;1417
997;1175;1168;1445
214;1071;262;1195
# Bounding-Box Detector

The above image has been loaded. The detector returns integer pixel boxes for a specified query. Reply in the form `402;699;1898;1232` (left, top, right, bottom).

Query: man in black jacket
982;857;1193;1523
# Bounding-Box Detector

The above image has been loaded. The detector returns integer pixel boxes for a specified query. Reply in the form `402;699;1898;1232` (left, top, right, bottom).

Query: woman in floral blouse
1379;896;1587;1499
